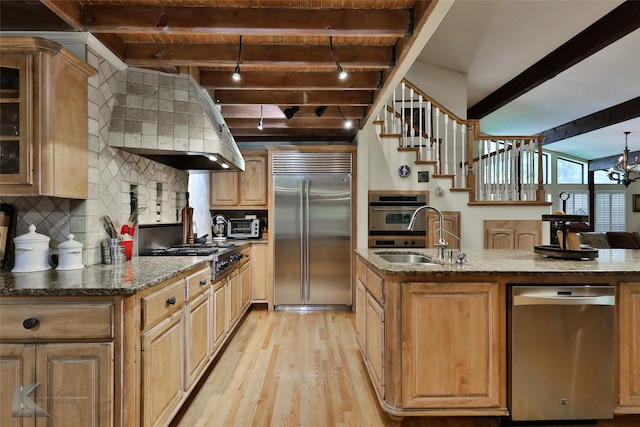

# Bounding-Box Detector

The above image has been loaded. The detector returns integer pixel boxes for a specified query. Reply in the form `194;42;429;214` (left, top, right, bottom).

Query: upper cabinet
210;150;268;209
0;37;96;198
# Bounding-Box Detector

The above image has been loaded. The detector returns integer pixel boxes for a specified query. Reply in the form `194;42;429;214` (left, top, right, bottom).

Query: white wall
356;62;549;250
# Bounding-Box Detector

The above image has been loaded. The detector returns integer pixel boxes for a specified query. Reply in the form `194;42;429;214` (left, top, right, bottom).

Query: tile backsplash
1;45;188;267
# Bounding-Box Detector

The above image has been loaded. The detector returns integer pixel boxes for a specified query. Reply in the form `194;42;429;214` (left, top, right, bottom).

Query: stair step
415;160;437;165
380;133;402;138
468;201;552;207
398;147;419;152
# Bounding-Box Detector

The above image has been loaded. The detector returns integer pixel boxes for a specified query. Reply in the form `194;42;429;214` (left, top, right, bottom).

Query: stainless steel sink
376;252;438;265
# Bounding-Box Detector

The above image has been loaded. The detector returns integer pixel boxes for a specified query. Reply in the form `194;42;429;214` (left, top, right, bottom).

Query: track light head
330;36;347;80
232;35;243;81
257;120;263;130
257;105;264;129
283;106;300;120
232;65;241;81
315;106;327;117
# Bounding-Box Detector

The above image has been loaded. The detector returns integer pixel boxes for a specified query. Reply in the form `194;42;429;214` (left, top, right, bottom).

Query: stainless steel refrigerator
273;172;352;309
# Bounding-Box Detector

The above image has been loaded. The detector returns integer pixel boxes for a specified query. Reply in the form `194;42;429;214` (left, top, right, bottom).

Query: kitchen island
354;248;640;422
0;241;256;427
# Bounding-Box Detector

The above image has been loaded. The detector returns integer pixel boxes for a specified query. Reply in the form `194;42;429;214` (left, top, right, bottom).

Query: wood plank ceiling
12;0;438;143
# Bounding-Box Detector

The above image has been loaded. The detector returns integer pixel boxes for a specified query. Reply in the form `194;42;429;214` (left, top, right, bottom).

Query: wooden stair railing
376;79;546;203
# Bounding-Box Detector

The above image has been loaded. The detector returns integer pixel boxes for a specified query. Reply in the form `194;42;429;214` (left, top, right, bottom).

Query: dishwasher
509;285;615;421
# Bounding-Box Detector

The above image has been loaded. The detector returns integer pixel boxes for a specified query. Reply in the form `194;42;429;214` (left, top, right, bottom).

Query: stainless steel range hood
108;68;244;171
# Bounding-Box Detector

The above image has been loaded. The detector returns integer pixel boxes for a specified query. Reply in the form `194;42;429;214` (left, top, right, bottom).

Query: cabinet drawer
366;267;384;304
141;280;185;330
185;267;211;302
0;302;114;340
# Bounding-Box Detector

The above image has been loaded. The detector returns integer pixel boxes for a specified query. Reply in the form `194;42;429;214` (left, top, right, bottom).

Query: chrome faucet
407;205;448;259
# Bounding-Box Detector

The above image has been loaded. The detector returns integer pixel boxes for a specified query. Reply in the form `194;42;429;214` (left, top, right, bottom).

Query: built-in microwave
368;193;427;233
227;218;262;239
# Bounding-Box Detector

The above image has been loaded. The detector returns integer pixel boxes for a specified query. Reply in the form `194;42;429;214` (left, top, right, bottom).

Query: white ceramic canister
56;234;84;270
12;224;51;273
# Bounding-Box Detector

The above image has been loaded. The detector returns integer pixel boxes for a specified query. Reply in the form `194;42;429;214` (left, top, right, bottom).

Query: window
559;190;589;215
594;191;626;232
593;169;616;184
534;152;550;184
557;158;585;184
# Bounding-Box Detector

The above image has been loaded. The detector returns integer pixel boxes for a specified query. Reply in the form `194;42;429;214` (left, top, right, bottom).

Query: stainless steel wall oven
368;193;427;248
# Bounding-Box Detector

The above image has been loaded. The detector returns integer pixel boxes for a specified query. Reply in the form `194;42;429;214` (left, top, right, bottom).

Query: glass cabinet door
0;55;31;185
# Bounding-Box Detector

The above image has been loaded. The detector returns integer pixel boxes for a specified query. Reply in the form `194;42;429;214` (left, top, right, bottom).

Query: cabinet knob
166;296;177;305
23;318;39;329
199;278;207;286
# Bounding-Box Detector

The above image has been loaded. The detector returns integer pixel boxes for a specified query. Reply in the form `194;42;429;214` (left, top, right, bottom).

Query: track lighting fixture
315;106;328;117
329;36;347;80
257;105;264;130
337;106;352;128
283;106;300;120
232;35;242;81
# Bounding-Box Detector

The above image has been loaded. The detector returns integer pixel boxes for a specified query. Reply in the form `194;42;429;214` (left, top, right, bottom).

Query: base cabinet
0;342;113;427
401;282;501;409
355;257;385;398
184;291;211;390
484;220;541;250
141;310;185;427
618;282;640;411
250;243;268;302
212;279;227;353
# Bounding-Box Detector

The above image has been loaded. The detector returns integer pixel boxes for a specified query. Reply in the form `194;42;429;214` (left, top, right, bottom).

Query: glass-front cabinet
0;37;95;198
0;56;32;186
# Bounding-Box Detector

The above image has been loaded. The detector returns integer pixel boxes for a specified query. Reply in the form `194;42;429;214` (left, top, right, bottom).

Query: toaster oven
227;218;262;239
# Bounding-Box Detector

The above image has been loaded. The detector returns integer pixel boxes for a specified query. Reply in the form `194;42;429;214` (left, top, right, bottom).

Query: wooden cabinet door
212;281;227;353
0;344;36;427
240;261;251;311
210;171;239;207
401;282;501;409
618;282;640;409
141;311;185;427
227;270;240;329
35;342;114;427
355;278;366;354
427;211;460;249
365;293;384;397
0;55;33;189
184;291;211;391
250;244;267;302
239;155;267;207
484;220;541;250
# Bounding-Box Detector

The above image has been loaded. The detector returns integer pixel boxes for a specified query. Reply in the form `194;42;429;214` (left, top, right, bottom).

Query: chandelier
608;131;640;187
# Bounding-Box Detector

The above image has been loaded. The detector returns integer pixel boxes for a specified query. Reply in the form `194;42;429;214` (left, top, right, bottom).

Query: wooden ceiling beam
213;90;372;106
200;70;382;90
468;1;640;119
231;128;355;138
220;105;366;119
39;0;83;29
225;118;359;129
125;43;393;68
82;5;411;37
541;96;640;144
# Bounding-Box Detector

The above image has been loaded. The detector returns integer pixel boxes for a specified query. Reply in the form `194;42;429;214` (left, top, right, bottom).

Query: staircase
376;79;547;204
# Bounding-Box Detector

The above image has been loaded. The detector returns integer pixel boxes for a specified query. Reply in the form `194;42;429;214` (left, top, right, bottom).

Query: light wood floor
171;309;640;427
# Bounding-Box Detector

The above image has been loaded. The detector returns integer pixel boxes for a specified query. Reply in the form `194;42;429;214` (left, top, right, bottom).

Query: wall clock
398;164;411;178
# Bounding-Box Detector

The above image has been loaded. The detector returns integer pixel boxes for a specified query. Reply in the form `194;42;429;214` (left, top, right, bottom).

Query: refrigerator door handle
299;178;305;302
305;177;311;303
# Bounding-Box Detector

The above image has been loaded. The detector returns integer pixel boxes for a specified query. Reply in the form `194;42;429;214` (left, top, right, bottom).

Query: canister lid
58;234;83;250
14;224;51;244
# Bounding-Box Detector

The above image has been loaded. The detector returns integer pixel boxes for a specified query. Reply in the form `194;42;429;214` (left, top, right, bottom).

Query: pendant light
608;131;640;187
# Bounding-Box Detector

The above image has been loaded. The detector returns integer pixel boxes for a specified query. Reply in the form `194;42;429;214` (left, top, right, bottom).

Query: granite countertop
0;240;258;297
357;247;640;277
0;256;213;297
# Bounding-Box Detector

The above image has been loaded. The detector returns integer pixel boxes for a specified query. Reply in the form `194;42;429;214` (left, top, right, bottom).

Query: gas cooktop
139;242;236;257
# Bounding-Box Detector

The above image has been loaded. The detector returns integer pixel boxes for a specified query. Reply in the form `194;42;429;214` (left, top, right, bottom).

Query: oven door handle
371;207;418;211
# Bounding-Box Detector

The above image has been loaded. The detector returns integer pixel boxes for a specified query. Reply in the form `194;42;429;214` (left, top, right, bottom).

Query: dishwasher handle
514;294;615;306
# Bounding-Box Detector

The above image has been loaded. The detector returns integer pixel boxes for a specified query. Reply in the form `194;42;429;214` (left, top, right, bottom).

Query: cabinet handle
199;278;207;286
166;296;177;305
23;318;39;329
